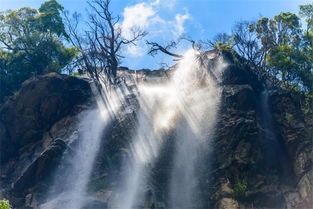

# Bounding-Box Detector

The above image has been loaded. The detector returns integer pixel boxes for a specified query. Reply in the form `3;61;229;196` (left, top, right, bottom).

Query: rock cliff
0;52;312;209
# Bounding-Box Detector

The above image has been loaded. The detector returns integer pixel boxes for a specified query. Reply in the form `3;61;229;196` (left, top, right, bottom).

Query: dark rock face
12;139;67;194
209;59;288;209
0;73;91;163
209;53;313;209
0;51;312;209
270;91;313;208
222;85;256;111
0;73;92;208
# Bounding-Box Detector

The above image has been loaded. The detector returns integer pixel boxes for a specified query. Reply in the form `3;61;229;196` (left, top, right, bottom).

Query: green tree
38;0;68;38
0;0;76;103
300;3;313;37
252;13;301;51
299;4;313;91
250;10;312;91
266;44;300;83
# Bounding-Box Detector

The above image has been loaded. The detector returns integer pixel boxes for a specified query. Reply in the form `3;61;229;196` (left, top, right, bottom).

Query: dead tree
65;0;146;84
146;36;205;59
146;39;220;83
232;21;265;68
146;41;183;58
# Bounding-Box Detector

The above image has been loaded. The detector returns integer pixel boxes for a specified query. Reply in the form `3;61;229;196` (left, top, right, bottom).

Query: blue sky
1;0;312;69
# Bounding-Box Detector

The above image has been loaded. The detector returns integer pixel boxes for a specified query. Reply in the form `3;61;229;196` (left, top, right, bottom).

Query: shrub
285;113;294;123
233;177;248;199
0;199;11;209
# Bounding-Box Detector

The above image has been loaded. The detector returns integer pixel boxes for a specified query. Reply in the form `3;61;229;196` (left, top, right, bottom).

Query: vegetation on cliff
211;4;313;115
0;200;10;209
0;1;312;209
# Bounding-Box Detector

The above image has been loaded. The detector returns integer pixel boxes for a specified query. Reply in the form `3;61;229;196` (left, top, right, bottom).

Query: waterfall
40;49;225;209
260;90;278;167
40;83;124;209
111;49;224;209
260;89;293;181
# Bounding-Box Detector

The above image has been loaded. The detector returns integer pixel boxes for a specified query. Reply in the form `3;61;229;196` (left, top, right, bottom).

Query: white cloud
163;0;177;9
173;13;190;37
150;0;161;6
126;44;146;56
120;0;190;56
121;2;155;39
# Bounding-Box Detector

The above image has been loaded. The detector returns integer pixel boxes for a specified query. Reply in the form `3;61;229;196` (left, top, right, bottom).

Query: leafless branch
146;41;182;58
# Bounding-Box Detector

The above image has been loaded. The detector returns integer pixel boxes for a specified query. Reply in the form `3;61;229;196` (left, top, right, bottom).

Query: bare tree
65;0;146;84
232;21;265;67
146;38;221;83
213;32;233;45
198;32;233;50
146;41;183;58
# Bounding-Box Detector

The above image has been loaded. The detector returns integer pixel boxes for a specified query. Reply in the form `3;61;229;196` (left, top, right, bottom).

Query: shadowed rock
0;73;91;163
13;139;67;194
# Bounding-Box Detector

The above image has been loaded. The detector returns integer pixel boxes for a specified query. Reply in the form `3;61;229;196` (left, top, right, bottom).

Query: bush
285;113;294;123
233;177;248;199
0;199;11;209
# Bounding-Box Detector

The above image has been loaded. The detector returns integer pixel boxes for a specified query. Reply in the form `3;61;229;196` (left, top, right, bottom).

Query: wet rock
25;193;38;209
0;73;91;163
222;65;249;85
12;139;67;194
1;51;312;209
210;54;293;209
222;85;256;111
285;169;313;209
216;179;234;197
215;197;240;209
270;91;313;208
270;91;310;176
82;199;108;209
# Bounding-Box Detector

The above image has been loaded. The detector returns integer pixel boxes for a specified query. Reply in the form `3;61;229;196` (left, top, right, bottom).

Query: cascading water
260;90;280;169
40;83;124;209
111;49;224;209
260;89;293;182
40;49;225;209
168;51;221;209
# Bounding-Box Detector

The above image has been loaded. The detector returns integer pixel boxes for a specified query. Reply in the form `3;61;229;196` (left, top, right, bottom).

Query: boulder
0;73;91;163
215;198;240;209
13;139;67;194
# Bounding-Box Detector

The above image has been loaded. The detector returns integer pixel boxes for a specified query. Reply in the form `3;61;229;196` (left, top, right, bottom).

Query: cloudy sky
1;0;312;69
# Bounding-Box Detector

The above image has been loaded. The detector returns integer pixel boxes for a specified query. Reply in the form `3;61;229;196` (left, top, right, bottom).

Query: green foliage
247;5;313;93
266;44;299;82
0;0;76;103
38;0;68;38
302;93;313;114
253;12;301;49
0;199;11;209
285;113;294;123
71;71;81;77
233;177;248;199
214;41;233;52
300;4;313;33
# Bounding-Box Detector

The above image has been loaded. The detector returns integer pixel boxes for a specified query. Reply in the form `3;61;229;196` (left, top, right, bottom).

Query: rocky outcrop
209;52;312;209
0;73;92;208
210;58;288;209
12;139;67;194
0;73;91;163
270;91;313;209
0;51;311;209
